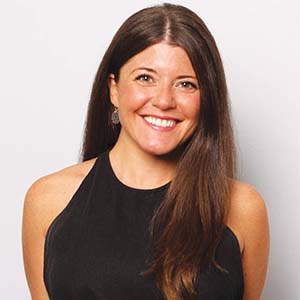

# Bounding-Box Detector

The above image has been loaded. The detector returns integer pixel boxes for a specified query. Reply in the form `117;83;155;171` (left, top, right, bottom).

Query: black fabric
44;149;244;299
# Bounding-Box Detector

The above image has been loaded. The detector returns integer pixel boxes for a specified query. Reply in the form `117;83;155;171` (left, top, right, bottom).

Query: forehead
120;42;196;75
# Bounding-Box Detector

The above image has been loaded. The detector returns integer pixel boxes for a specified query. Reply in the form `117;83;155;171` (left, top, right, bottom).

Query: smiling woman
22;3;269;300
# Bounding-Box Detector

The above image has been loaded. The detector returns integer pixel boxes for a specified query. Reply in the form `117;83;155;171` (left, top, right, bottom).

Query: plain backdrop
1;0;299;299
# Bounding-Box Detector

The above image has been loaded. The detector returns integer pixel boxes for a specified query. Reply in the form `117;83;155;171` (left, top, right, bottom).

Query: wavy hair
80;3;237;300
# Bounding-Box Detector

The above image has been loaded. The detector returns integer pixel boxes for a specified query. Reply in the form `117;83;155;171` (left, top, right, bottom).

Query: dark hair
80;3;237;300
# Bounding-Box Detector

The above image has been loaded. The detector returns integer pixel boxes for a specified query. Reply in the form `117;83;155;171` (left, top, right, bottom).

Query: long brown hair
80;3;237;300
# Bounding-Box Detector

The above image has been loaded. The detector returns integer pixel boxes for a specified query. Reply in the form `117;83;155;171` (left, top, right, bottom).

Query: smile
143;116;177;128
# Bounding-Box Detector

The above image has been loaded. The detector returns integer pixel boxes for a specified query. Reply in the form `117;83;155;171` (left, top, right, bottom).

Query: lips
143;116;177;128
141;114;182;132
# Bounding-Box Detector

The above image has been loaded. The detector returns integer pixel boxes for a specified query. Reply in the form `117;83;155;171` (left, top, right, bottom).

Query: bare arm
22;177;52;300
230;183;270;300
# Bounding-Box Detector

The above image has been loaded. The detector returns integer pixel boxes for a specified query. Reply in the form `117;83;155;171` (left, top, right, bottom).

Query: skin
22;42;270;300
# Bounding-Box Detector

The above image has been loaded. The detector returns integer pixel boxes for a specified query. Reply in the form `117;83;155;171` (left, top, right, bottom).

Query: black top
44;149;244;300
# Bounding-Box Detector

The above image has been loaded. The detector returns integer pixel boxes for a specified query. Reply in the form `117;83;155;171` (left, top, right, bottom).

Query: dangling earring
111;107;120;125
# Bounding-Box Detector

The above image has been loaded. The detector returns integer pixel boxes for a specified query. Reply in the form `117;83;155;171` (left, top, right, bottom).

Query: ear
108;74;119;107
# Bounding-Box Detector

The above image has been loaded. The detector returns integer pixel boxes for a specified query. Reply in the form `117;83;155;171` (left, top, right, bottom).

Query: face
109;42;201;156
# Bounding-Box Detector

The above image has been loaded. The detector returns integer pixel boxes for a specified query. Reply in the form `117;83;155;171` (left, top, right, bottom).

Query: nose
150;81;176;110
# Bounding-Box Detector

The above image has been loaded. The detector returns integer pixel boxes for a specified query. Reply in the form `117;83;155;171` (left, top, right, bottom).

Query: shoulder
23;157;98;237
227;180;270;299
230;180;268;222
227;180;269;254
22;157;97;300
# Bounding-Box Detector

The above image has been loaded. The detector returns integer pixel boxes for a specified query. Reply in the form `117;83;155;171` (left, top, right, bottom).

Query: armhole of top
44;155;100;244
43;155;102;290
225;225;242;256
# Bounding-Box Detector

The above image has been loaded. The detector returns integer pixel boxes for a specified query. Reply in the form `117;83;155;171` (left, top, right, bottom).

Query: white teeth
144;116;176;128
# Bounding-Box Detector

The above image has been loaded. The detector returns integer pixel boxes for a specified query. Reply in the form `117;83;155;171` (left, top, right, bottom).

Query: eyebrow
130;67;197;79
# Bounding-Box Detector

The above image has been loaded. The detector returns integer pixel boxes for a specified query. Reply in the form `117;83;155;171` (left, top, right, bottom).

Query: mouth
142;115;180;130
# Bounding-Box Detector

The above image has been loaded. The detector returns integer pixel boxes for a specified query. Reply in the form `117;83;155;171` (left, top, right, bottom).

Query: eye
135;74;153;83
179;81;198;89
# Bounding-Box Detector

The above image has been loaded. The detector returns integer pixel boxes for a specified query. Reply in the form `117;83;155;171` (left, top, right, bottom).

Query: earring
111;107;120;125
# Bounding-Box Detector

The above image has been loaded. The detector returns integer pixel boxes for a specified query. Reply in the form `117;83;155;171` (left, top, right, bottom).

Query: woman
22;3;270;300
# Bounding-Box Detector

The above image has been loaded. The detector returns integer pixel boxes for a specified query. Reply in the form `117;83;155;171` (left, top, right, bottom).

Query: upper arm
233;183;270;300
22;177;52;300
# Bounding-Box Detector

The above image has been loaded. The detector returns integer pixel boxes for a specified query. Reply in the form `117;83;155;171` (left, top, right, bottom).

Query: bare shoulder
23;156;98;236
22;157;98;299
230;180;268;225
227;180;269;253
227;180;270;299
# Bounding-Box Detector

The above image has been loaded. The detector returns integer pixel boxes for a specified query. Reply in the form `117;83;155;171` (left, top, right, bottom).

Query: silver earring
111;107;120;125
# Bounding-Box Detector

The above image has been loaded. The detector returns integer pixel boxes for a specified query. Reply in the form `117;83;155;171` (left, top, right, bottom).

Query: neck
109;139;183;190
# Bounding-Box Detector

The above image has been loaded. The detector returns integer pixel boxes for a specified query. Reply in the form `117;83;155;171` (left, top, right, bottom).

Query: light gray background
1;0;299;299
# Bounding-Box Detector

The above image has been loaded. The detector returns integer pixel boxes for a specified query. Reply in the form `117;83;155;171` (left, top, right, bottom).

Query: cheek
118;84;152;111
179;95;201;121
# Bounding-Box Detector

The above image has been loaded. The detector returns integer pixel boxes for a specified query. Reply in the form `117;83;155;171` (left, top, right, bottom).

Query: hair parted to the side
80;3;237;300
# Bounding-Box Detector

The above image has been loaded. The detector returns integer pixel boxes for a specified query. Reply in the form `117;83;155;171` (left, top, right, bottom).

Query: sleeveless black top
44;149;244;300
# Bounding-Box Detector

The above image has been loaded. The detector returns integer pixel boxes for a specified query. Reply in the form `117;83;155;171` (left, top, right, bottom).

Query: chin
144;147;172;156
141;142;186;158
139;143;172;156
